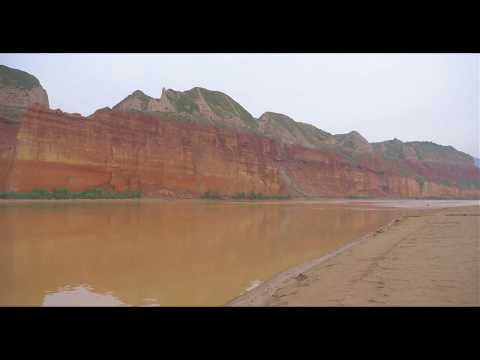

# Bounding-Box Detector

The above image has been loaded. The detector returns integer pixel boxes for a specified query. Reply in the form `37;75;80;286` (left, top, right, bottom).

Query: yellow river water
2;199;470;306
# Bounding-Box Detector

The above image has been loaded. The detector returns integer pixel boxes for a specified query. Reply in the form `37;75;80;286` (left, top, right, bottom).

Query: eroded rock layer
2;107;285;197
1;106;479;199
1;64;479;198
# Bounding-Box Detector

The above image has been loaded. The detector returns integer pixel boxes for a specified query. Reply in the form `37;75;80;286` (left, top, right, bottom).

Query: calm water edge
2;199;469;306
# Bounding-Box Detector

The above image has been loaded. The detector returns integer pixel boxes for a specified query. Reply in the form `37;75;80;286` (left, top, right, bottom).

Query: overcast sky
1;53;478;157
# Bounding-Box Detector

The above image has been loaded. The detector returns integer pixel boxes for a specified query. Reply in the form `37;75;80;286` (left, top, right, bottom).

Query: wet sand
228;205;479;306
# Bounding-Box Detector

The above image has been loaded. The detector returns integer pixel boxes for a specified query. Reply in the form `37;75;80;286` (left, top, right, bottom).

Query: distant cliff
1;65;479;199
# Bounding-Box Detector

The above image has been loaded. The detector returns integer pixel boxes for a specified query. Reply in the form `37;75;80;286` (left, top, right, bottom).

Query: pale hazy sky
1;53;478;157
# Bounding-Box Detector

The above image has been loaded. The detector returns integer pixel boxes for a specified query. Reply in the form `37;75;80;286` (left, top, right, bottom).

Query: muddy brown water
0;199;476;306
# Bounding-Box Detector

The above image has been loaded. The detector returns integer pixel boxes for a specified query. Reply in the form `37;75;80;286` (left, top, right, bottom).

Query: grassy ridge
0;188;142;200
0;65;41;89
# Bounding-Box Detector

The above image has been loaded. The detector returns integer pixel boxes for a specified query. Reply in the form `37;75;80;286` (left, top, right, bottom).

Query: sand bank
228;205;479;306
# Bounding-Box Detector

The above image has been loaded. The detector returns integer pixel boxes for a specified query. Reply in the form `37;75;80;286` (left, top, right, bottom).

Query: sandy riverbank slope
229;205;479;306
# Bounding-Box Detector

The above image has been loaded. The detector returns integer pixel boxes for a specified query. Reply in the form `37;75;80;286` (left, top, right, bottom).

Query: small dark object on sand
295;273;308;281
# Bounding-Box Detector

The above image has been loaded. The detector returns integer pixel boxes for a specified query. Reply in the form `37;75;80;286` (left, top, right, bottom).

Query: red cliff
1;106;479;199
1;65;479;199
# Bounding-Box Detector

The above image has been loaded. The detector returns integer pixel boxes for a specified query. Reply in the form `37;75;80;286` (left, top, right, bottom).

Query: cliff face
2;106;479;199
1;65;479;198
3;107;285;196
0;118;19;189
0;65;49;191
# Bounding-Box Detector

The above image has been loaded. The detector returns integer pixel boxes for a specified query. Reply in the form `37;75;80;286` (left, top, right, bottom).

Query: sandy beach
228;205;479;306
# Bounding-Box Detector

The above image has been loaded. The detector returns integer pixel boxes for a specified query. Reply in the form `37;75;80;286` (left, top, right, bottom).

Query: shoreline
227;205;479;306
0;197;478;206
226;214;417;306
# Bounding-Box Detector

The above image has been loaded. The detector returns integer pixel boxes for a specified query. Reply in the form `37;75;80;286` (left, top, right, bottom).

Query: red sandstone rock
1;65;479;199
1;106;479;199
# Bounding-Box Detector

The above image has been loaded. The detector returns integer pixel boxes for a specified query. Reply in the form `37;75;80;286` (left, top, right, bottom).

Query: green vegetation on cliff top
163;87;258;130
0;65;41;89
408;141;473;162
131;90;152;111
372;139;473;163
373;138;406;160
260;112;332;147
194;88;258;128
197;88;258;129
165;88;200;114
297;121;332;143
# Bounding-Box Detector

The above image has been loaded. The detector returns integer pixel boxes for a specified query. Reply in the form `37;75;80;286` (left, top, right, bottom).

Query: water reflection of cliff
0;201;407;306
